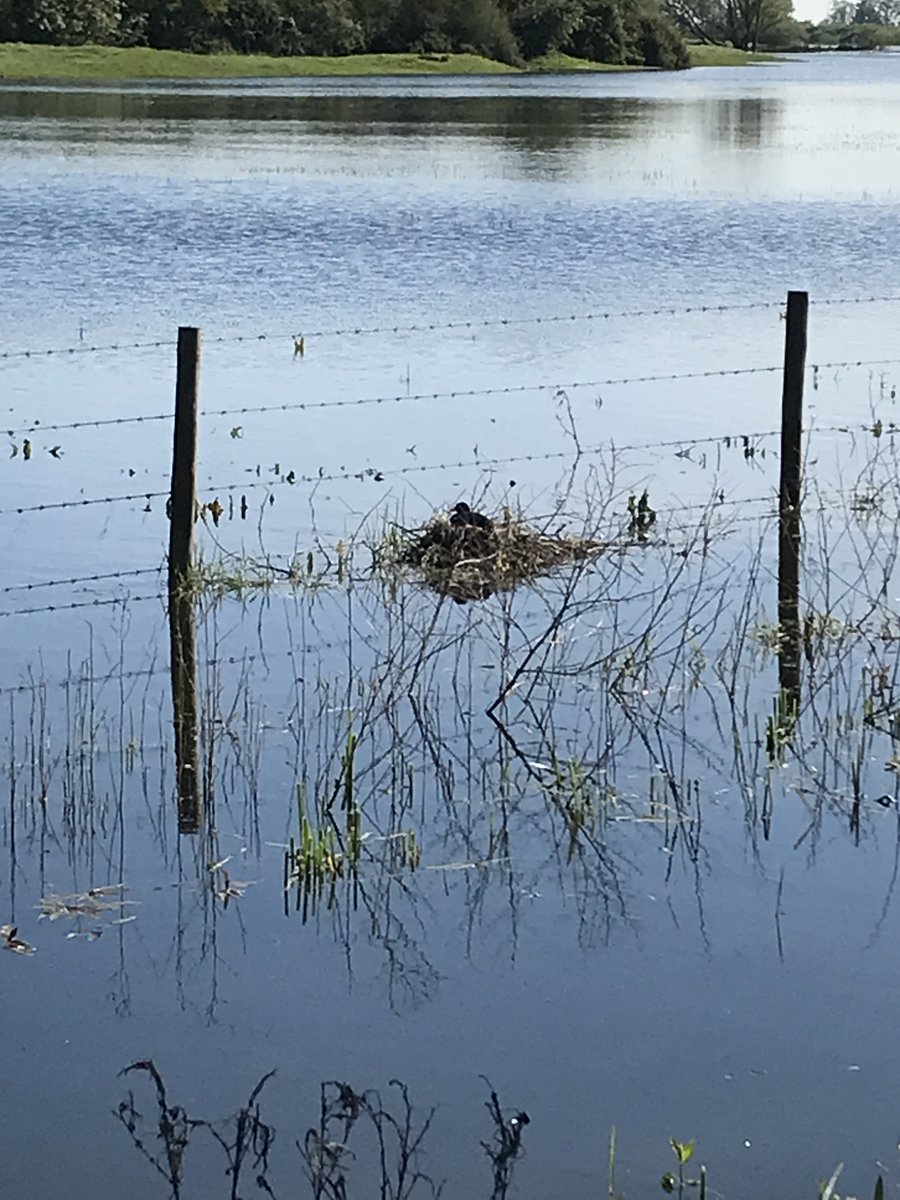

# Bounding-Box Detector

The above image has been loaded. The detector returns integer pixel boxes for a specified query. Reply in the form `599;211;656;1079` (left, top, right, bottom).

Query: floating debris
38;884;134;923
216;870;254;907
1;923;36;955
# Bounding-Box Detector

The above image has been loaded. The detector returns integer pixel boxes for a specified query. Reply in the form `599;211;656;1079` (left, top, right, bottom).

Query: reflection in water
169;590;200;834
4;432;900;1191
116;1061;528;1199
710;96;782;147
0;88;653;164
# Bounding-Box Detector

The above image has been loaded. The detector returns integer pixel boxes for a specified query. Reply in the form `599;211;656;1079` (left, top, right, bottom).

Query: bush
448;0;520;61
624;3;689;66
218;0;299;52
565;0;627;60
505;0;584;56
12;0;122;42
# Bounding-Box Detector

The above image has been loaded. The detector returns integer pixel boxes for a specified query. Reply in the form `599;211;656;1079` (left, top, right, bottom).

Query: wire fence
1;417;895;519
3;291;900;363
2;290;899;629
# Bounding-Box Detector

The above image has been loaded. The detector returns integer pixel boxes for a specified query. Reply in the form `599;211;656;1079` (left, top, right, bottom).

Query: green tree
624;0;689;62
10;0;121;42
665;0;795;47
217;0;296;52
565;0;627;59
287;0;363;52
142;0;227;50
351;0;399;48
446;0;519;60
502;0;585;56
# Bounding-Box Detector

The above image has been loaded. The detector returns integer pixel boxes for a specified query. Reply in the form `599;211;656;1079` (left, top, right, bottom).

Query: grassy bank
688;42;780;64
0;43;520;79
0;40;774;80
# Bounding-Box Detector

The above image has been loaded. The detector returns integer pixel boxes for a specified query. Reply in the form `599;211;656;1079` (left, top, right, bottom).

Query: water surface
1;52;900;1199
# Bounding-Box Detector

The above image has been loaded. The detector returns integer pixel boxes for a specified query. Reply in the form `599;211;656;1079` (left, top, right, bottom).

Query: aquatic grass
10;433;900;977
176;549;329;602
538;754;603;861
286;759;422;922
287;782;359;920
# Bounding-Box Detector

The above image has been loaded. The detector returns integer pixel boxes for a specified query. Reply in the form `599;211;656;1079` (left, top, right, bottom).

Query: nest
399;508;604;603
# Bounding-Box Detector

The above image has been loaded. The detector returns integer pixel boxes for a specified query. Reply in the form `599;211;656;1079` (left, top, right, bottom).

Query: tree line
664;0;900;50
0;0;692;67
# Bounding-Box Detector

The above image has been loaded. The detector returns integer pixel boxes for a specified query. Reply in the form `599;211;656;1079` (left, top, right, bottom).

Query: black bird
450;501;492;530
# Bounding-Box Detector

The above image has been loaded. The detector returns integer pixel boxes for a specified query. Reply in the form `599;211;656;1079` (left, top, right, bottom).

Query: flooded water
2;50;900;1199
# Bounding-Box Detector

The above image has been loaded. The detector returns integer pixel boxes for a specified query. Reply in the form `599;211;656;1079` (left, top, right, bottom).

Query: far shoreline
0;42;779;83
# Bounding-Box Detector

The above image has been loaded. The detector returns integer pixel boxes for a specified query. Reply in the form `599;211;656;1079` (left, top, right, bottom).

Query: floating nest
399;504;605;603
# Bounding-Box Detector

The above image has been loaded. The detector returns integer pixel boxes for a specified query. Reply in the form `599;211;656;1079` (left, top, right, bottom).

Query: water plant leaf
874;1176;884;1200
1;923;36;955
670;1138;695;1165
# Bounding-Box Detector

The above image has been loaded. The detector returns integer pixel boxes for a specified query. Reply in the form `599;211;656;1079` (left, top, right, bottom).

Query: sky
792;0;832;20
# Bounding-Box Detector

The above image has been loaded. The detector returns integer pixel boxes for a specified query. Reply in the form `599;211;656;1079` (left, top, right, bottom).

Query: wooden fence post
168;326;200;595
779;291;807;517
777;291;807;729
168;327;200;833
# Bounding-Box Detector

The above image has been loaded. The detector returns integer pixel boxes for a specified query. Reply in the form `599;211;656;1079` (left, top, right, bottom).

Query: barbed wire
4;294;900;364
8;353;900;441
0;592;165;620
6;367;784;437
810;296;900;309
0;414;892;518
0;635;367;695
0;489;168;516
0;336;176;362
0;566;162;596
0;489;890;626
8;411;172;436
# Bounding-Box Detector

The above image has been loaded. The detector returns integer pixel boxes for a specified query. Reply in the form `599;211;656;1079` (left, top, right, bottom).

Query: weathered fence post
777;291;807;732
779;291;807;517
168;327;200;833
168;327;200;596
